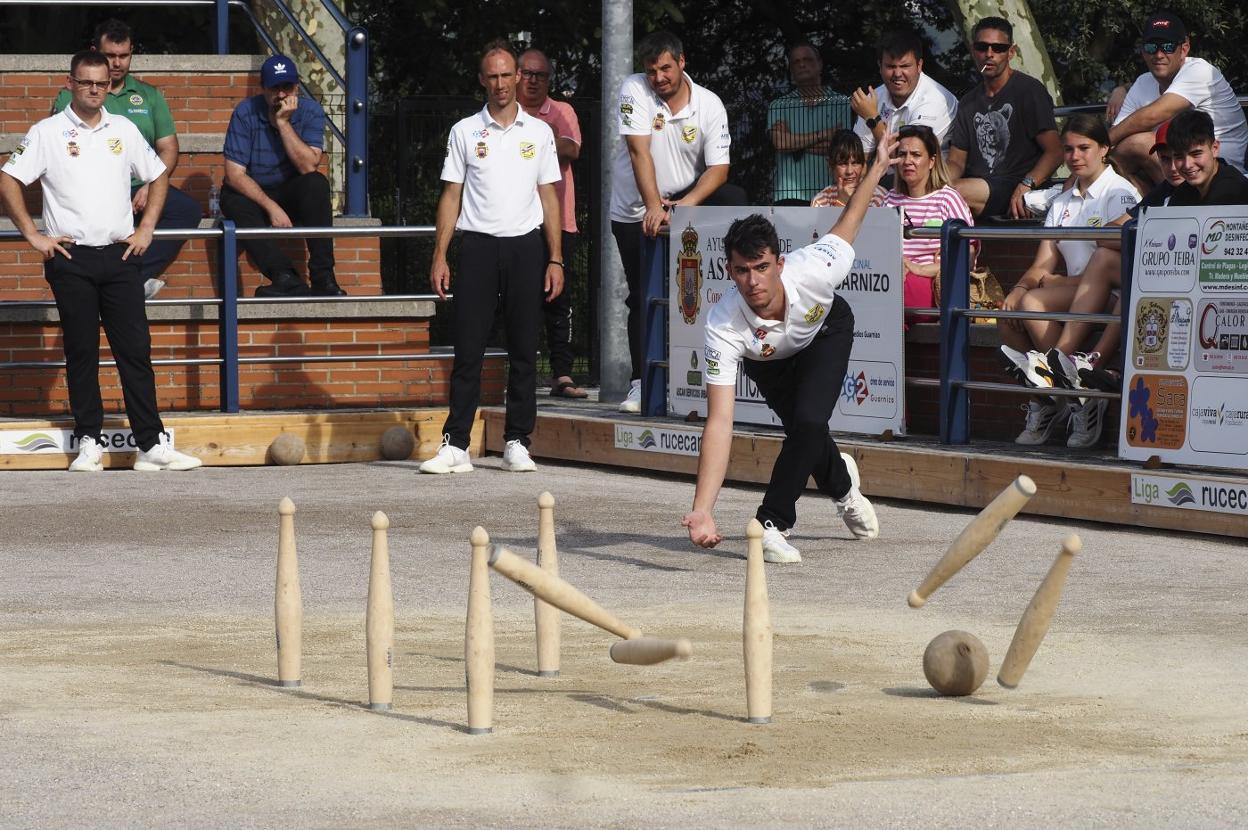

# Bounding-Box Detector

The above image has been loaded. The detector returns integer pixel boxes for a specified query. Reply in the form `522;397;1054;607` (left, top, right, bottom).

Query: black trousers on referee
743;294;855;532
44;244;165;451
442;229;544;449
543;231;578;380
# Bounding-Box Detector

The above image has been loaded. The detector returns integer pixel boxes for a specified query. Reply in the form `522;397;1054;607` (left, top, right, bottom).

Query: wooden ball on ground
923;630;989;696
268;433;306;466
381;426;415;460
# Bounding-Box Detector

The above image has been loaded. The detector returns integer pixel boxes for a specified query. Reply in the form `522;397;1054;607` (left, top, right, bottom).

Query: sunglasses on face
897;124;936;139
1142;41;1179;54
972;41;1011;54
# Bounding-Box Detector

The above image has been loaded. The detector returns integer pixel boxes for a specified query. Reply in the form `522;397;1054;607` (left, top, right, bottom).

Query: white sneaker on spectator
1067;396;1109;449
836;452;861;519
68;436;104;472
143;278;165;299
999;345;1031;385
761;521;802;563
501;439;537;472
837;487;879;539
1023;184;1063;217
419;434;473;474
134;432;203;471
618;379;641;413
1015;400;1063;446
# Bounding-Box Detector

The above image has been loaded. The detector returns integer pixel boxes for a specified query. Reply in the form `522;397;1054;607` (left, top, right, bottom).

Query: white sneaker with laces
837;487;879;539
836;452;861;518
134;432;203;471
619;379;641;413
69;435;104;472
1066;396;1108;449
143;278;166;299
419;434;473;474
501;439;537;472
761;521;802;563
1015;399;1063;446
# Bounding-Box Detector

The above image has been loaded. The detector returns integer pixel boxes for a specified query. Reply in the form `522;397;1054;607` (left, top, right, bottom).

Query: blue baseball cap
261;55;298;88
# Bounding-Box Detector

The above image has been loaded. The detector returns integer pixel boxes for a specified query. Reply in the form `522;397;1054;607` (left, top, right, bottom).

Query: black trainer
256;270;310;297
310;277;347;297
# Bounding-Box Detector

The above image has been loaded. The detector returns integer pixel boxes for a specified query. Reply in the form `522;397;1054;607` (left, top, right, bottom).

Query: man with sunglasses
947;16;1062;220
1108;12;1247;193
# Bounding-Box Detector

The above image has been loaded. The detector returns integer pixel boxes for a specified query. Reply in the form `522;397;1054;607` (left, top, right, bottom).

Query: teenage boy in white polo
610;30;739;413
0;50;201;472
682;136;898;563
422;39;562;475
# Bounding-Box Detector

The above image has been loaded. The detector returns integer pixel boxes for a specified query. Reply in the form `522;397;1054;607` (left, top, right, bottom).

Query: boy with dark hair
1165;109;1248;205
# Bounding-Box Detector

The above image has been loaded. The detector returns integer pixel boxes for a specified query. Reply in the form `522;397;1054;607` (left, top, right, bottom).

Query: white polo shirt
609;72;731;223
3;106;165;247
853;72;958;154
703;233;854;385
1045;165;1139;276
441;103;561;237
1115;57;1248;173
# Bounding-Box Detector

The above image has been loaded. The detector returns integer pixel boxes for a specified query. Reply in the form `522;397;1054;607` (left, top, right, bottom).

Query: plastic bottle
208;182;221;219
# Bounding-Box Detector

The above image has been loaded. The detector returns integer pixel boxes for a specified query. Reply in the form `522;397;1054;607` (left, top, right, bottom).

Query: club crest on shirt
1087;216;1103;227
67;141;80;157
475;141;488;159
754;328;767;341
128;93;144;106
804;303;825;324
107;138;123;155
520;141;536;160
676;223;702;325
652;112;666;132
681;125;697;144
61;129;78;139
761;343;776;358
620;103;633;115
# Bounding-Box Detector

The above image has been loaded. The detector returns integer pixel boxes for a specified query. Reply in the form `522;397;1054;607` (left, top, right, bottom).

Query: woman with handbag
998;113;1140;448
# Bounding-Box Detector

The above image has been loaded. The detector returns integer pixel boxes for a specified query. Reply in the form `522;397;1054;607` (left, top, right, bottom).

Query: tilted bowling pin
366;511;394;711
534;491;561;677
998;534;1081;689
275;497;303;688
465;526;495;734
743;519;772;724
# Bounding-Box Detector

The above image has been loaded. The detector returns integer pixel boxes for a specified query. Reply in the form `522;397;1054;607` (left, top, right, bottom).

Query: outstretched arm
682;383;735;548
828;132;898;246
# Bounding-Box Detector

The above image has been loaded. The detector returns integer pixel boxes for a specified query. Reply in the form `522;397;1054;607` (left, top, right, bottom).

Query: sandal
550;380;589;399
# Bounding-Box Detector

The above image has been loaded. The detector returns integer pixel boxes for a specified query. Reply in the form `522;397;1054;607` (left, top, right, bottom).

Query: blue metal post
938;219;971;444
217;221;240;413
345;27;369;216
212;0;229;55
1119;218;1137;343
639;233;669;417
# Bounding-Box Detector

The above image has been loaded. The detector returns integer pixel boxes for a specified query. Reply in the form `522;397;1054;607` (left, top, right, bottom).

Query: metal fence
764;91;854;205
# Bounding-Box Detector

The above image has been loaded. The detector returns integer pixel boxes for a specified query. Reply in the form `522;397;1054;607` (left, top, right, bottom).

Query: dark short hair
1166;108;1217;154
972;16;1013;42
878;30;923;63
1061;113;1111;147
479;38;517;73
92;18;132;48
723;214;781;263
638;31;683;65
70;49;108;76
827;129;866;167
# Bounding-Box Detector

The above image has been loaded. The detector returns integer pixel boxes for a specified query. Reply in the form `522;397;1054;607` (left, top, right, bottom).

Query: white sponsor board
613;423;701;456
1131;473;1248;516
1120;207;1248;469
667;206;905;435
0;427;176;455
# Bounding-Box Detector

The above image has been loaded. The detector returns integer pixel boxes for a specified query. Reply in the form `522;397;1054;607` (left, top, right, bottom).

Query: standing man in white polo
0;50;201;472
610;30;737;413
422;39;563;475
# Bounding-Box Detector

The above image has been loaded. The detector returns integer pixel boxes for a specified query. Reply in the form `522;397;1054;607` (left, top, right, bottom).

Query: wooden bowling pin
535;491;561;677
998;534;1081;689
275;497;303;688
743;519;772;724
366;511;394;711
466;526;495;734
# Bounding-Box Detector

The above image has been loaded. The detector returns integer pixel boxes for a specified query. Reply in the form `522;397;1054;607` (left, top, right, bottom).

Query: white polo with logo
442;103;560;236
1045;165;1139;276
853;72;959;154
609;72;731;223
703;234;855;385
3;107;165;246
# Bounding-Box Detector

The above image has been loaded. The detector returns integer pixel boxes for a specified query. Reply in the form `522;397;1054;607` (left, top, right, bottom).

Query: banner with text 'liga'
667;206;905;436
1120;206;1248;469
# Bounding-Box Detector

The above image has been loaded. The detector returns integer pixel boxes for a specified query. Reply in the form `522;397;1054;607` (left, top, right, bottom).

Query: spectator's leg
543;232;577;385
440;232;500;450
135;184;202;281
45;250;105;443
1087;295;1122;365
218;183;296;283
1110;133;1162;195
997;314;1034;353
953;177;991;216
499;229;545;444
274;172;338;291
1055;247;1121;354
1020;283;1079;350
700;182;749;206
610;220;644;381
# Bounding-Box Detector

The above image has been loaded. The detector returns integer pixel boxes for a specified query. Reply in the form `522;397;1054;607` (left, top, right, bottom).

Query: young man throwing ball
682;136;897;562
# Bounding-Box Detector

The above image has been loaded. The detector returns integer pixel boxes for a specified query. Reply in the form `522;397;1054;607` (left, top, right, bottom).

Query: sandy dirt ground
1;455;1246;828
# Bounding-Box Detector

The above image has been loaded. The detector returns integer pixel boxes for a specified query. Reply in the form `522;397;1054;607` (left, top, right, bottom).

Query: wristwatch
1020;176;1037;189
865;115;882;130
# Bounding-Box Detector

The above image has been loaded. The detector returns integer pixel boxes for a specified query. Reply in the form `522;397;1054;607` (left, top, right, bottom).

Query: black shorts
982;174;1024;218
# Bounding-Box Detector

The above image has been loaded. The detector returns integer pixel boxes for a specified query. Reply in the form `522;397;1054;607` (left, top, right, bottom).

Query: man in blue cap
220;54;344;296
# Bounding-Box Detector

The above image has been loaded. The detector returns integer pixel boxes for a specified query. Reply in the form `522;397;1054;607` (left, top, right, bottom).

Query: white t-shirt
1115;57;1248;173
441;104;561;237
3;107;165;246
703;234;854;385
853;72;958;155
609;72;731;223
1045;166;1139;276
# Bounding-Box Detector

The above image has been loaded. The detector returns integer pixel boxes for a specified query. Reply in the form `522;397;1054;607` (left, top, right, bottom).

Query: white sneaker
134;432;203;471
1023;184;1063;217
68;436;104;472
501;439;536;472
761;521;802;563
837;487;879;539
143;278;166;299
618;379;641;413
836;452;861;519
1066;396;1108;449
1015;399;1063;446
418;434;473;474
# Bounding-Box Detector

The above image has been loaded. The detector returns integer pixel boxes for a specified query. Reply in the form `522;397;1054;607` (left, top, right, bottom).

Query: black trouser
613;181;748;380
743;294;855;531
219;172;335;285
442;229;544;449
44;244;165;451
543;231;578;380
133;183;201;280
